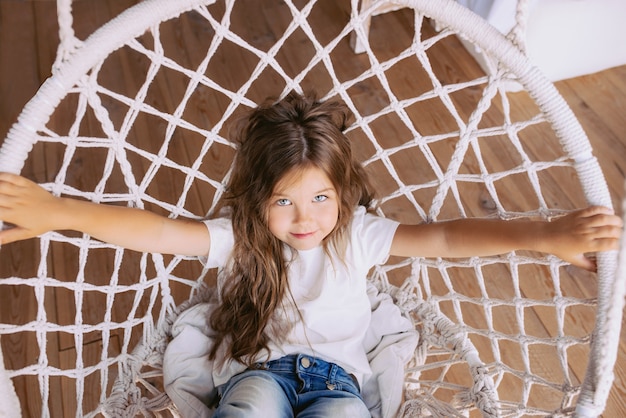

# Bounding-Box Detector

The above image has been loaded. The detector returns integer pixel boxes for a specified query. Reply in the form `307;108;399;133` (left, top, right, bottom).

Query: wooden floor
1;0;625;417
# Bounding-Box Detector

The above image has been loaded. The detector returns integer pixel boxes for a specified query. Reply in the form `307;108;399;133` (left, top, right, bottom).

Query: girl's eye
313;195;328;202
276;198;291;206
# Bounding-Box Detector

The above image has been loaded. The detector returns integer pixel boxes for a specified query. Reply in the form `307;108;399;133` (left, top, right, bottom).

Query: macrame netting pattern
0;0;623;417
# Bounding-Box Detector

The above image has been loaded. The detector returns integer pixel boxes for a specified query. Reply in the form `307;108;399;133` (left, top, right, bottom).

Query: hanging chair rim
0;0;583;174
0;0;620;415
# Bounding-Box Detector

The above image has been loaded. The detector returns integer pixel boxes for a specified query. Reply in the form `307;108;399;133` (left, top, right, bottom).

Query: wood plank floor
1;0;624;416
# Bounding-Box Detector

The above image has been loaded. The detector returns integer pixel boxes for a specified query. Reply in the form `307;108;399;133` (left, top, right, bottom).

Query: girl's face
267;166;339;251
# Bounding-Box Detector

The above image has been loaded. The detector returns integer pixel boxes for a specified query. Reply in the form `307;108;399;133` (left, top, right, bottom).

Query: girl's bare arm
0;173;211;256
390;206;622;271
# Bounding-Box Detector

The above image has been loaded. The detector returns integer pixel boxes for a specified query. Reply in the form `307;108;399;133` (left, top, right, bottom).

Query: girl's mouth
291;232;315;239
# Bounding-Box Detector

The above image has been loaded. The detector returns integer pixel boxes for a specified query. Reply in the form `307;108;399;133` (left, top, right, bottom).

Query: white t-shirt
202;206;400;386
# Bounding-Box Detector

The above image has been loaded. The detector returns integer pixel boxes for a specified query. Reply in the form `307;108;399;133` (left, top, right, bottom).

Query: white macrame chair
0;0;624;417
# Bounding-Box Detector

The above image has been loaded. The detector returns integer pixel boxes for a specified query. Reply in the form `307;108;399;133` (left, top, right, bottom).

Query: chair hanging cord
506;0;530;55
53;0;83;73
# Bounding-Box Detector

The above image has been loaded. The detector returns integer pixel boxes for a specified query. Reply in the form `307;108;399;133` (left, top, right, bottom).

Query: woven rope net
0;0;623;417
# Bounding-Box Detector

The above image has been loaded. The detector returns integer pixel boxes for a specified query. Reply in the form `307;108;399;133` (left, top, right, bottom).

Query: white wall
458;0;626;81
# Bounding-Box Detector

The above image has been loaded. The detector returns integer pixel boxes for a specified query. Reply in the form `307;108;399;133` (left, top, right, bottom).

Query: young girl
0;92;622;417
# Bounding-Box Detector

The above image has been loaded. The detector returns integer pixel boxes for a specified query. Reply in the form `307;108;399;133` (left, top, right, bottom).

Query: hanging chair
0;0;623;416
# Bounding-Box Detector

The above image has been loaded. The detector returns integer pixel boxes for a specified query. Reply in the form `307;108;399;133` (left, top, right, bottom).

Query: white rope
53;0;82;73
576;182;626;416
0;344;21;418
506;0;530;55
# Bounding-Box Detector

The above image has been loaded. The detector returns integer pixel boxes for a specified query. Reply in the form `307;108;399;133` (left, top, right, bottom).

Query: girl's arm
390;206;623;271
0;173;211;256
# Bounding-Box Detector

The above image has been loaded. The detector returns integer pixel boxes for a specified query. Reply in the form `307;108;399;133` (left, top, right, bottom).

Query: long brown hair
208;91;375;365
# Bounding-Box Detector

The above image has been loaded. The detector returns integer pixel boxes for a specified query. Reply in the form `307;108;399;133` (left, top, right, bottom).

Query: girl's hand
0;172;212;256
391;205;622;272
544;206;623;271
0;173;63;244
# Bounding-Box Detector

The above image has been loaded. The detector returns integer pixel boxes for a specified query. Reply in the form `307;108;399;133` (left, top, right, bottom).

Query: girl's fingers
584;214;623;230
597;223;624;238
579;205;614;217
0;172;24;188
0;175;31;200
574;210;623;238
0;226;33;246
0;181;17;198
568;253;597;272
0;173;41;194
591;237;621;252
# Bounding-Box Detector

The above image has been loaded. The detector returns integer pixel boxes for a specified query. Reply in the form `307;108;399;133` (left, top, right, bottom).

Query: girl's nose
294;205;311;223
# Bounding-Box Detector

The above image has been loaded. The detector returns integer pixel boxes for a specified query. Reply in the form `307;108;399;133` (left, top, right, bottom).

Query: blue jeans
213;354;370;417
